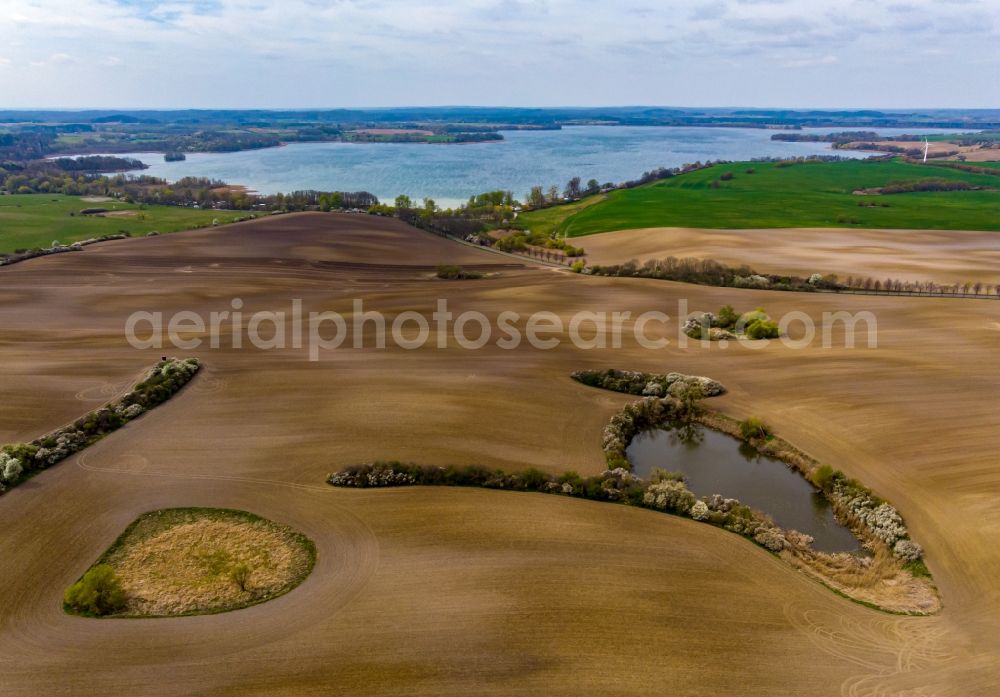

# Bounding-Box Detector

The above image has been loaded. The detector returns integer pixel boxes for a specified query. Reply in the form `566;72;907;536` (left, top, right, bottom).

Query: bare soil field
1;213;998;695
580;226;1000;286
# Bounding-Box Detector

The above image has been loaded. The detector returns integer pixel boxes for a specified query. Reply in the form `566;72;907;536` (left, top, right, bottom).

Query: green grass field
0;194;254;254
519;159;1000;236
924;131;1000;142
514;194;607;237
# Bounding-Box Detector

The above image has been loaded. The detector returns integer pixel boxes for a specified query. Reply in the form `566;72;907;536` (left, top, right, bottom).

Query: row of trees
0;163;379;212
523;161;738;211
842;276;1000;297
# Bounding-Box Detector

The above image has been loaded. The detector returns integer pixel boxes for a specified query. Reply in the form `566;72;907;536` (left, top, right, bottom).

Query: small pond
626;424;860;553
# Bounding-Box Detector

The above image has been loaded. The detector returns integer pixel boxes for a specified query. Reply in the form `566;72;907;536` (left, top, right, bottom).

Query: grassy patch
518;194;606;237
65;507;316;618
0;194;251;254
904;558;933;579
518;158;1000;235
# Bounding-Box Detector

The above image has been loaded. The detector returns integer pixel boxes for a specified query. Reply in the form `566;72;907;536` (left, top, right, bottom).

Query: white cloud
783;54;838;68
0;0;996;107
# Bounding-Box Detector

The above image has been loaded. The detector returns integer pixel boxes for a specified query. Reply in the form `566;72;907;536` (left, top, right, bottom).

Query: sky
0;0;997;109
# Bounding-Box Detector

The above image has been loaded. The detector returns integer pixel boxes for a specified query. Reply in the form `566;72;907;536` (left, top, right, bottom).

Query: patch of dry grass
783;548;941;615
97;508;316;617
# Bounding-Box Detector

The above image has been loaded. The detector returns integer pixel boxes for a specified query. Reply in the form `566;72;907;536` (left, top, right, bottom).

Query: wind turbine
923;137;930;163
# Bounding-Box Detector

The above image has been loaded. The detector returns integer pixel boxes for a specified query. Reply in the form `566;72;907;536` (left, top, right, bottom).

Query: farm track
1;213;998;695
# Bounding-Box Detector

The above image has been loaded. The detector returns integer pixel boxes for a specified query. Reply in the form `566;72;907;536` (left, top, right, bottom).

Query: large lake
121;126;965;206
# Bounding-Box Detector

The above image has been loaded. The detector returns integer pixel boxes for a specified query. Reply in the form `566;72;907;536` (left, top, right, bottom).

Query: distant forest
3;107;1000;161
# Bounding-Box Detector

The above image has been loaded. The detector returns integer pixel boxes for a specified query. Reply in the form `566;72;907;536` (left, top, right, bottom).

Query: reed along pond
627;424;860;553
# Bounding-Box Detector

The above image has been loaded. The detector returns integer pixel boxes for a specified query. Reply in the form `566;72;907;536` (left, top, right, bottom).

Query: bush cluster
571;369;725;470
331;365;924;567
0;233;131;267
570;369;726;400
493;230;585;257
808;466;923;561
64;564;127;616
328;459;793;555
880;178;977;194
738;417;771;441
435;265;483;280
329;461;646;503
682;305;781;341
0;358;200;494
586;256;838;293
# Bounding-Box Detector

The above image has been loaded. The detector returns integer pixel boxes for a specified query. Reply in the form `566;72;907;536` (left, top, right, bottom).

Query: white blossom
0;453;23;483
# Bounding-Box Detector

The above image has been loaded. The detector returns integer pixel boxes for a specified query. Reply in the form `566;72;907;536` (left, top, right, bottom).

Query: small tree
527;186;545;207
229;563;253;593
812;464;839;492
675;382;706;422
745;319;779;340
739;417;771;441
716;305;739;329
64;564;126;616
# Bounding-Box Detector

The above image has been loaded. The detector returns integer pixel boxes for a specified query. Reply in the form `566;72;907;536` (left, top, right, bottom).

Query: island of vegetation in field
329;368;938;615
64;508;316;618
518;157;1000;235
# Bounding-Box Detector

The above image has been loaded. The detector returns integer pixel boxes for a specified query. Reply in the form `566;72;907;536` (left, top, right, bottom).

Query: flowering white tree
0;453;23;484
690;500;710;521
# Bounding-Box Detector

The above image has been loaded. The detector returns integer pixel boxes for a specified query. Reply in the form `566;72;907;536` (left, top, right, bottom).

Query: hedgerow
0;357;200;495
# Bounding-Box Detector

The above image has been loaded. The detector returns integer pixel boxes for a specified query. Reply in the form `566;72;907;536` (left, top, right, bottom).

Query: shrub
690;500;710;520
673;381;706;421
0;452;23;484
642;479;696;514
739;417;771;441
715;304;739;329
435;265;483;280
738;308;769;326
570;259;586;273
64;564;127;616
733;275;772;289
754;526;788;552
745;319;779;340
229;563;253;592
893;539;923;562
812;464;838;492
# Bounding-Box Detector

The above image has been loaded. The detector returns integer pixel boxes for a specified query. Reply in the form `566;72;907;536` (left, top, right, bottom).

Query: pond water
626;424;860;553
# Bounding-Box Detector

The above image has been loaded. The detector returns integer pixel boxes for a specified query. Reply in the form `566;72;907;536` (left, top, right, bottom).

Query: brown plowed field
581;226;1000;286
1;212;998;695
